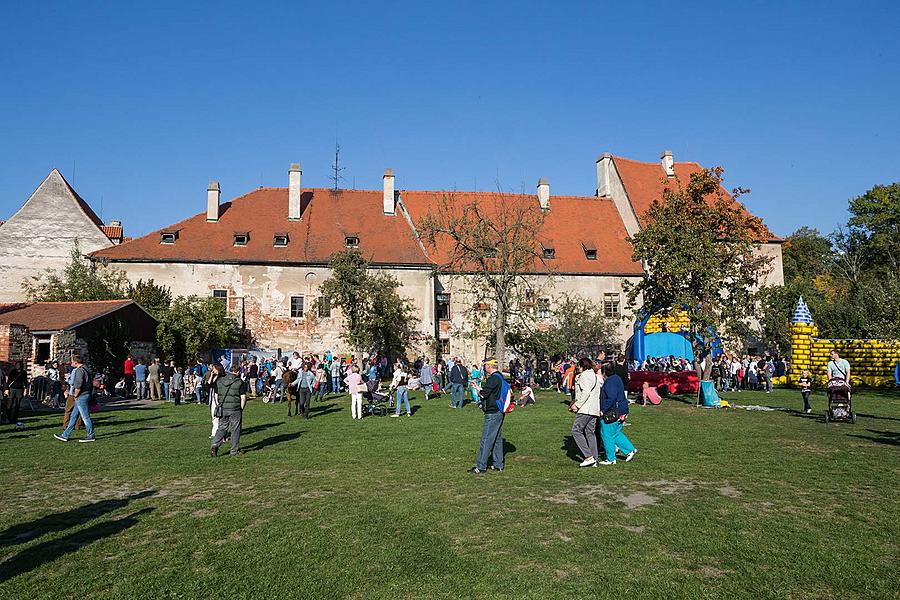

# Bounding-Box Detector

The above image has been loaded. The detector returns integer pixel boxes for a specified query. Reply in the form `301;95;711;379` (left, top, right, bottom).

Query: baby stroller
363;379;392;416
824;378;855;424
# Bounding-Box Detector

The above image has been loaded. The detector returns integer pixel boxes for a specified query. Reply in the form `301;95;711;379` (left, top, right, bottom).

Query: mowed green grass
0;386;898;600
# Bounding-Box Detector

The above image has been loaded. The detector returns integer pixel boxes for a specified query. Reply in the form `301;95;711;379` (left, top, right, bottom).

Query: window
35;335;51;365
537;298;550;319
345;236;359;248
160;231;178;244
273;233;289;247
582;240;597;260
524;288;535;303
436;293;451;321
233;232;249;246
542;247;556;260
603;293;621;317
316;296;331;318
212;289;228;303
439;339;451;356
290;296;304;318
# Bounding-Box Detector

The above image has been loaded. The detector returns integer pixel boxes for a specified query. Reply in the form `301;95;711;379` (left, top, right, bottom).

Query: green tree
156;296;239;366
848;182;900;272
23;240;129;301
626;167;771;377
320;250;417;359
127;279;173;319
510;294;621;359
416;191;548;365
781;227;833;282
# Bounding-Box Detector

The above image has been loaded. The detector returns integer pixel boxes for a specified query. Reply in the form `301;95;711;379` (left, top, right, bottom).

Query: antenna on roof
330;137;346;191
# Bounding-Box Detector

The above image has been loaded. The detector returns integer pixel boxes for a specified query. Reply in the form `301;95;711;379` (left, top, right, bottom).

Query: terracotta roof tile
91;188;432;266
0;300;135;332
100;225;123;240
400;190;643;275
612;156;778;241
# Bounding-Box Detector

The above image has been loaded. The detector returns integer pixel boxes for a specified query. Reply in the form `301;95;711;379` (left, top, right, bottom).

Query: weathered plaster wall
107;262;435;356
0;170;113;302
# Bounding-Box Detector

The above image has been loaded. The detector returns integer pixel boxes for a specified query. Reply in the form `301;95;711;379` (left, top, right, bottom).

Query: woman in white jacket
568;357;603;467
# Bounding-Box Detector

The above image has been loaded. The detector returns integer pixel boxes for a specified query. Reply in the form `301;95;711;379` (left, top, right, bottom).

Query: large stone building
0;169;124;302
89;152;783;363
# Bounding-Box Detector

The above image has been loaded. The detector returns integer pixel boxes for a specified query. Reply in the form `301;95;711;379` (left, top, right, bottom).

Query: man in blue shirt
134;359;148;400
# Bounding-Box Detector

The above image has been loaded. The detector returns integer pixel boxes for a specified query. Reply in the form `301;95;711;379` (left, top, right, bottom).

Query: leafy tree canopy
23;240;129;302
626;167;771;375
156;296;239;366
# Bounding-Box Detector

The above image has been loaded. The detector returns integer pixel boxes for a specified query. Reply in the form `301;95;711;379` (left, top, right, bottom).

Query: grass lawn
0;386;898;599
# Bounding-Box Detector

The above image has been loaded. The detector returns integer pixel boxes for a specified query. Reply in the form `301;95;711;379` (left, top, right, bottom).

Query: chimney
206;181;221;222
596;152;612;197
383;168;395;215
288;163;302;220
537;178;550;211
109;220;122;227
661;150;675;177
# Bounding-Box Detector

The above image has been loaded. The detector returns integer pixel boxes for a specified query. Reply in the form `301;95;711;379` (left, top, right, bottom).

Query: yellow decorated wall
790;322;900;387
645;311;691;334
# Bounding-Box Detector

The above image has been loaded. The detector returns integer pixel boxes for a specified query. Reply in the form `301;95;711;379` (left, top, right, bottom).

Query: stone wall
128;341;155;363
0;324;32;368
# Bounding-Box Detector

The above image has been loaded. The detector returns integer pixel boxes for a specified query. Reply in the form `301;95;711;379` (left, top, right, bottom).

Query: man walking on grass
211;364;247;457
449;357;468;409
54;354;95;443
469;358;506;474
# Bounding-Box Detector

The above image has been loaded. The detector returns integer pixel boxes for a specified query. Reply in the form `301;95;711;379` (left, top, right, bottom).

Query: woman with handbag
598;362;636;465
569;357;602;467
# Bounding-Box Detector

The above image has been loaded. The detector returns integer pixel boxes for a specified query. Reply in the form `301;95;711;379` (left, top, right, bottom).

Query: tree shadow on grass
0;507;155;582
244;431;304;452
0;490;156;551
410;404;422;416
503;439;517;456
561;436;581;462
848;429;900;447
89;415;164;427
854;413;900;423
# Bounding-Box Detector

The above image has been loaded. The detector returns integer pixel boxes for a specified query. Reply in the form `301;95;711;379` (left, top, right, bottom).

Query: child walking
799;369;812;414
345;365;364;420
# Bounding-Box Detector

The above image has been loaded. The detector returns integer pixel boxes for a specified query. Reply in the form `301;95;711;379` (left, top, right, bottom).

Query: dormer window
345;236;359;248
582;241;597;260
233;232;249;246
160;231;178;245
273;233;289;247
542;247;556;260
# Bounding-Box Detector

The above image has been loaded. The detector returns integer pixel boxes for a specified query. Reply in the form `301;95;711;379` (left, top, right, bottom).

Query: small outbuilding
0;300;157;375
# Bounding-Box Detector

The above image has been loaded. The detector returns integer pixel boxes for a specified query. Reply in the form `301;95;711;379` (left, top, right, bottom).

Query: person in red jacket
123;355;136;398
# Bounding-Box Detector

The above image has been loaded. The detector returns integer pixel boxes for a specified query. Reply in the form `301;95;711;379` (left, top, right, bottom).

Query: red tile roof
0;300;136;332
400;191;643;275
100;225;123;240
92;188;431;266
612;156;778;241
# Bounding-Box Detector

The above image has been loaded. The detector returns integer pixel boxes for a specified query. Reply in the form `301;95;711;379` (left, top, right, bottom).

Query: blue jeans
395;386;410;415
599;420;635;462
163;382;170;400
331;376;341;393
62;393;94;439
475;412;504;470
450;382;465;408
195;386;203;403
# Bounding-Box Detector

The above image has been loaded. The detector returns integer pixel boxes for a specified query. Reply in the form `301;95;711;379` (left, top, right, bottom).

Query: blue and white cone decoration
791;297;813;324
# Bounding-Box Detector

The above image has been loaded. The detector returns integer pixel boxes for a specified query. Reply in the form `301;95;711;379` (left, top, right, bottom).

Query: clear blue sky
2;1;898;239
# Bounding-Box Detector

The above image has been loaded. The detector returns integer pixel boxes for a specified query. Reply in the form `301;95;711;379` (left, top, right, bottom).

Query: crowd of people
25;343;854;467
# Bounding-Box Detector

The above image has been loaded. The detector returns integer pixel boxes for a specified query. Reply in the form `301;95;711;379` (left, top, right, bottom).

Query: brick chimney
596;152;613;197
288;163;302;220
383;168;395;215
661;150;675;177
206;181;221;222
537;178;550;211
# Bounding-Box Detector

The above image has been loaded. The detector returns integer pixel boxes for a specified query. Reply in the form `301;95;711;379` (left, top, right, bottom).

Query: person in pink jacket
641;381;662;406
344;365;364;420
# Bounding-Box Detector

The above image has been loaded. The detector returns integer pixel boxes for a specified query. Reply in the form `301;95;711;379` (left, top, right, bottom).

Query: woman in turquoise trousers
598;362;637;465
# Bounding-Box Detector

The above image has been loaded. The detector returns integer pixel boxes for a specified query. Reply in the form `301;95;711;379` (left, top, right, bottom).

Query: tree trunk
494;308;506;367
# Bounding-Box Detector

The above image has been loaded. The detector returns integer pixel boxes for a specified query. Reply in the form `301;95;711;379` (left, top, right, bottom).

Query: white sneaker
598;459;616;465
391;413;399;418
578;457;596;468
804;408;812;414
625;450;637;462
